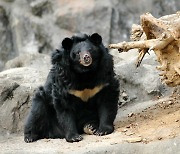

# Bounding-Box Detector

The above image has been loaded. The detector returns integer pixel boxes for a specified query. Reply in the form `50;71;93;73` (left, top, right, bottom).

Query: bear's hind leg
24;87;50;143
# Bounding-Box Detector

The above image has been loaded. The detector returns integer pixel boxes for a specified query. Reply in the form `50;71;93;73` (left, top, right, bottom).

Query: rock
30;0;52;17
0;52;51;133
4;53;51;71
2;0;15;2
0;67;48;133
114;51;173;104
110;0;180;43
0;61;4;71
8;0;70;55
0;5;15;71
0;82;19;103
10;2;40;54
55;0;112;45
124;137;142;143
0;79;30;134
0;0;179;71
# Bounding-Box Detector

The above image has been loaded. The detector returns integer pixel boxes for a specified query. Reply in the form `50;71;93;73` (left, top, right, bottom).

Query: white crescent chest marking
68;84;107;102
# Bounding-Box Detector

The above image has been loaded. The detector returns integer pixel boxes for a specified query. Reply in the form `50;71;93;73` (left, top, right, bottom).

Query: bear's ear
90;33;102;45
62;37;73;50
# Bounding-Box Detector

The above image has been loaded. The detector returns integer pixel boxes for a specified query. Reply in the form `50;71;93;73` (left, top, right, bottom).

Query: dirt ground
0;88;179;153
116;87;180;143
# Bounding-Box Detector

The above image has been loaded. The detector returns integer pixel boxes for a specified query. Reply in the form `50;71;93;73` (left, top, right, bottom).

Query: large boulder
0;53;51;134
0;67;48;134
111;50;173;105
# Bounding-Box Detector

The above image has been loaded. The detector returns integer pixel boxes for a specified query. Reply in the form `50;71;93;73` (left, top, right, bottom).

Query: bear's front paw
66;134;83;143
24;134;39;143
94;125;114;136
83;123;98;135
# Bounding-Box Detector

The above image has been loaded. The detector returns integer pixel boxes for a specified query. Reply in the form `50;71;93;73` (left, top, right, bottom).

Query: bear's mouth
79;51;92;66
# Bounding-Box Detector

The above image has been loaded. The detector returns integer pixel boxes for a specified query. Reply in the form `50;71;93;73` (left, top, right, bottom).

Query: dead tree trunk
109;12;180;87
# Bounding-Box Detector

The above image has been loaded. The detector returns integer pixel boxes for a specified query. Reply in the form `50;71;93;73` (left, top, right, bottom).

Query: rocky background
0;0;179;135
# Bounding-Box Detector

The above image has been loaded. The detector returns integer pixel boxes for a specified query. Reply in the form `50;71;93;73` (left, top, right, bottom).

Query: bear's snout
79;51;92;66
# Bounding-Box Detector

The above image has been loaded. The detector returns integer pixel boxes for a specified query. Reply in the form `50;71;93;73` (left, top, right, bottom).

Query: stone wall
0;0;179;71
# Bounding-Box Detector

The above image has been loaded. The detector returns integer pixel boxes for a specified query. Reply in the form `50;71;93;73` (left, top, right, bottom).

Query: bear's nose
79;51;92;66
83;54;91;64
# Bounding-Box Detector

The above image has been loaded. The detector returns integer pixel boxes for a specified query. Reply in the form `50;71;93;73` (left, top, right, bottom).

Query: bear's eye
72;52;79;60
72;53;76;59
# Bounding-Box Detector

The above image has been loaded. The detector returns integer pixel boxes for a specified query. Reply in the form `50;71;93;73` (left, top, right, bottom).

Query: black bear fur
24;33;120;143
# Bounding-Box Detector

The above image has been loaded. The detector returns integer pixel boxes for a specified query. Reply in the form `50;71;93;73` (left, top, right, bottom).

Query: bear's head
61;33;104;73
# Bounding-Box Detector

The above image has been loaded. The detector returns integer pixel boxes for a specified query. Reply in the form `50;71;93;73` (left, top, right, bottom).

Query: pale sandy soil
0;88;179;153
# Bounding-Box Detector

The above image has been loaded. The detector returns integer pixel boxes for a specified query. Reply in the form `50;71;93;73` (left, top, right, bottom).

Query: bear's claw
83;123;98;135
24;134;38;143
66;134;83;143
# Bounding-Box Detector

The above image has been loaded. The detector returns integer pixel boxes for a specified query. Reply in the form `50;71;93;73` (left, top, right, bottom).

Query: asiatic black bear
24;33;119;143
